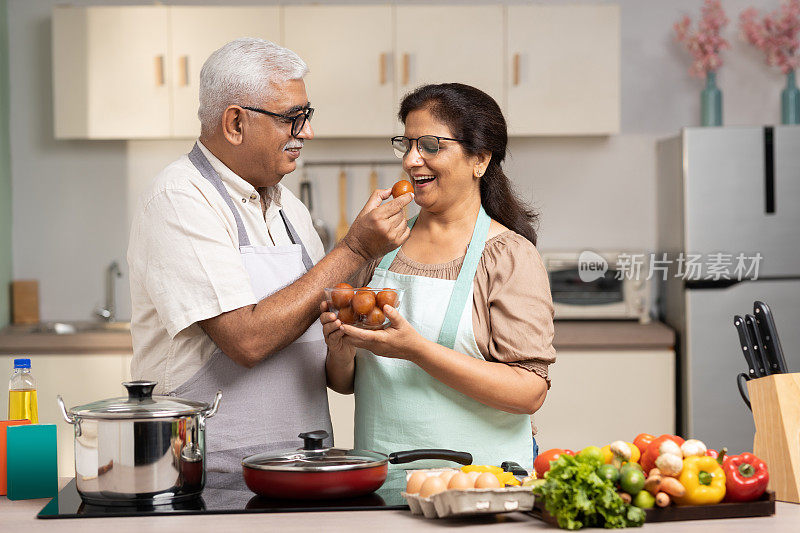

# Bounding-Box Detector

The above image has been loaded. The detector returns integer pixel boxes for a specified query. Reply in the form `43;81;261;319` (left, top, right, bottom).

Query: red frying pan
242;430;472;500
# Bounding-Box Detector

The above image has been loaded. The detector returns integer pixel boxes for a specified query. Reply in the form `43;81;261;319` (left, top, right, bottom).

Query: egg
466;471;482;484
474;472;502;489
405;471;428;494
447;472;475;490
418;476;448;499
438;470;457;485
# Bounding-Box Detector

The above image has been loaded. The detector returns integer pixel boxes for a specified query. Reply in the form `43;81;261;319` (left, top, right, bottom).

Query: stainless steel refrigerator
657;126;800;454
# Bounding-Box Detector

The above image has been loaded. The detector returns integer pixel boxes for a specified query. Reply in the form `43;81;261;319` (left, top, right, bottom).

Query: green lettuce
533;454;646;530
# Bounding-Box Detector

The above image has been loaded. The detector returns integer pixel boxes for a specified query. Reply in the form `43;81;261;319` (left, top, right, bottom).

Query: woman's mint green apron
354;206;534;470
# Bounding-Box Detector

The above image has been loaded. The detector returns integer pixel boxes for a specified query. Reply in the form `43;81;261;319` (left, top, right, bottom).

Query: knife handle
734;315;760;378
754;301;789;374
745;314;770;377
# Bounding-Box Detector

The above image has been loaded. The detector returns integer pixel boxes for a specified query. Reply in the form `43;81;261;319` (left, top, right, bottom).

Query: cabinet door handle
179;55;189;87
154;55;165;86
513;54;520;86
402;53;409;85
379;53;387;85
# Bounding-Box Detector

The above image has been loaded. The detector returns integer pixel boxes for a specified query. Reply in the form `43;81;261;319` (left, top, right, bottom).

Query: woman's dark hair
398;83;539;245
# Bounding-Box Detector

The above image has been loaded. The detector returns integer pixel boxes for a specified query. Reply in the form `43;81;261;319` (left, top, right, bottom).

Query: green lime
633;490;656;509
577;446;604;465
597;464;620;484
620;462;644;476
619;468;646;495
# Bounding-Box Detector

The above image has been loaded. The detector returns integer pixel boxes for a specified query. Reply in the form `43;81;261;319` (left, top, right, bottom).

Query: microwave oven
540;251;652;323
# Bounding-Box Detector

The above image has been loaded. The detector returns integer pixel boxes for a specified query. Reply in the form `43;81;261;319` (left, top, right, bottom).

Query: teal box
6;424;58;500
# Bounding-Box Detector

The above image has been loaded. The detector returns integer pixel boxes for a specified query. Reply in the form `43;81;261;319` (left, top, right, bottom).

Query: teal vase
701;71;722;127
781;70;800;125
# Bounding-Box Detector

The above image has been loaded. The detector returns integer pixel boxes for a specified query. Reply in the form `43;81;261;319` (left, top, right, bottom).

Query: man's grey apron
171;143;332;473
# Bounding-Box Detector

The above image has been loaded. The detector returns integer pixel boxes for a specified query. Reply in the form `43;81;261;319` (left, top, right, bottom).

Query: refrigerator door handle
764;126;775;214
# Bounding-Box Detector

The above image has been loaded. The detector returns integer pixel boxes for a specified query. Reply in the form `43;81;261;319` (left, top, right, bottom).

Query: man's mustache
284;140;304;150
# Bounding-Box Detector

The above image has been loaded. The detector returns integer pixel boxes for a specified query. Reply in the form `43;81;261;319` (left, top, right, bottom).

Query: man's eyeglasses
391;135;464;159
241;106;314;138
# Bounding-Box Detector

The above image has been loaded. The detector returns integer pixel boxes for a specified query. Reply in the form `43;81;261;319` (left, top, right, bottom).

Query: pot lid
242;430;388;472
68;381;211;420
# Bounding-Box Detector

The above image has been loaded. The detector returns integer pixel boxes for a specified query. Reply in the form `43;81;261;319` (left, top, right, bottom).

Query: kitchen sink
19;321;131;335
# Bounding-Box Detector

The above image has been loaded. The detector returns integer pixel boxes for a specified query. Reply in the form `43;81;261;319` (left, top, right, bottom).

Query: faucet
95;260;122;322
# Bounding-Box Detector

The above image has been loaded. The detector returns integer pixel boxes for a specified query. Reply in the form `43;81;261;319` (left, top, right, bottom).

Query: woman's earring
475;169;483;178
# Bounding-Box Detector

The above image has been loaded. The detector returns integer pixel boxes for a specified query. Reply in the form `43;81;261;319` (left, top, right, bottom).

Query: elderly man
127;38;412;472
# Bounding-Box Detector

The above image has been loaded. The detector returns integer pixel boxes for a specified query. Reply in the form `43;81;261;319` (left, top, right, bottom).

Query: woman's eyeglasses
241;106;314;138
391;135;464;159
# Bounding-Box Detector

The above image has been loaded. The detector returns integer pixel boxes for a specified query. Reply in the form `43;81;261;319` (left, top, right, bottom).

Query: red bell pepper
641;434;685;473
534;448;575;478
723;452;769;502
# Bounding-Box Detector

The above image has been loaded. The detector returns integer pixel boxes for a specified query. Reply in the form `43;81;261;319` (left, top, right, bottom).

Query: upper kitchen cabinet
395;6;505;110
52;6;280;139
170;7;281;138
284;6;395;137
506;5;620;136
53;6;171;139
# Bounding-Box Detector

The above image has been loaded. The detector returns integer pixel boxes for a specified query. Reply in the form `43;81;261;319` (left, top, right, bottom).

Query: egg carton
402;487;535;519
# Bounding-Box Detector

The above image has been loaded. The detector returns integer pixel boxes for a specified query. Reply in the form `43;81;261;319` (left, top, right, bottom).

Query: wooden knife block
747;373;800;503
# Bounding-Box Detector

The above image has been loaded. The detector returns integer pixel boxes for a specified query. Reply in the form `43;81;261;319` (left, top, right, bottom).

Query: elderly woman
322;83;555;469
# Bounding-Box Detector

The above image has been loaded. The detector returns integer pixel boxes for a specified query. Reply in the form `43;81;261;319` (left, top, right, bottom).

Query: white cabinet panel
534;350;675;453
284;6;396;137
53;6;171;139
507;5;620;135
0;354;129;477
396;6;505;112
170;7;282;138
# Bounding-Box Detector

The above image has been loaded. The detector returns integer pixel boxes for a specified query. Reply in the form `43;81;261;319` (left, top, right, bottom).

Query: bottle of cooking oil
8;358;38;423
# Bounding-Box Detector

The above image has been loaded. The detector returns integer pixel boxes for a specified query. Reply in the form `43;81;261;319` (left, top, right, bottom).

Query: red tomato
391;180;413;198
534;449;573;478
633;433;656;457
641;435;685;473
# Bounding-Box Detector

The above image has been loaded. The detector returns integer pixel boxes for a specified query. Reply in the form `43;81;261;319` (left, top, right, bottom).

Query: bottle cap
13;358;31;369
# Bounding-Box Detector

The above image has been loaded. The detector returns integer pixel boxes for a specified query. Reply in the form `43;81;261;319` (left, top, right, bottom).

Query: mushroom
655;453;683;477
658;440;683;458
680;439;708;458
609;440;632;468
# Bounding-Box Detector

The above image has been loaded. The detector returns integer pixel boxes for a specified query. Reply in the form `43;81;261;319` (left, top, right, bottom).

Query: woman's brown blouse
352;230;556;385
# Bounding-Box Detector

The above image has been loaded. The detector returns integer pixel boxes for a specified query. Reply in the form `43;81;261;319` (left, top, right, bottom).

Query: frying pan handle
388;449;473;465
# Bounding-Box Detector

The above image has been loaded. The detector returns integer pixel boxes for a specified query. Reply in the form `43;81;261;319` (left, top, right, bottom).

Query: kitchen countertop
1;478;796;532
553;320;674;350
0;324;132;354
0;320;674;354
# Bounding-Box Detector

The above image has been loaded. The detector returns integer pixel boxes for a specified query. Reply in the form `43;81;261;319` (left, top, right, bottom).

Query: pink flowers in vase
674;0;731;77
740;0;800;74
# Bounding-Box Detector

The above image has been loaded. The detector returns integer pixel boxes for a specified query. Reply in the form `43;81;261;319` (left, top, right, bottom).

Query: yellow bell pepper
461;464;504;475
628;442;641;464
496;471;521;486
601;445;613;464
675;455;726;505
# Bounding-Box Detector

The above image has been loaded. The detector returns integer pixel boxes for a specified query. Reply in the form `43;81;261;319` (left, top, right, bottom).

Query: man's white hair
198;38;309;135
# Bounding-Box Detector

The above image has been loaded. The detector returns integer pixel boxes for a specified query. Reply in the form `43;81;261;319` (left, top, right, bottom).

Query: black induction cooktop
38;470;409;519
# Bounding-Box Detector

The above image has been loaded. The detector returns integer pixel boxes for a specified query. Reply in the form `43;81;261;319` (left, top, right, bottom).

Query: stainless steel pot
57;381;221;505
